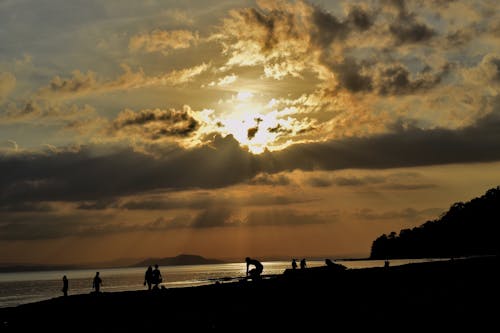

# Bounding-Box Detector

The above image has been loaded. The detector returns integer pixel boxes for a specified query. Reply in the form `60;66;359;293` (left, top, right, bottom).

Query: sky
1;0;500;265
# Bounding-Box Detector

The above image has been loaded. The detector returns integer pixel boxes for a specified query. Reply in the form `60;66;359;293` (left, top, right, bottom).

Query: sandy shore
1;256;498;331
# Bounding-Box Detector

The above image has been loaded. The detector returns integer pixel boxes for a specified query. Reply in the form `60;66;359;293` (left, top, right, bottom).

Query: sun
217;91;284;154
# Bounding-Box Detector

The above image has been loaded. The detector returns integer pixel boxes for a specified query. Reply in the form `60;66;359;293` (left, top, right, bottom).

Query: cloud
355;207;443;221
0;101;96;124
381;183;437;190
0;72;16;102
2;105;500;205
37;63;210;100
109;105;200;140
306;177;332;187
0;211;115;240
244;209;334;226
0;202;54;212
388;18;435;44
462;53;500;86
373;63;446;95
208;74;238;87
248;173;291;186
191;206;235;228
333;176;385;187
129;29;198;54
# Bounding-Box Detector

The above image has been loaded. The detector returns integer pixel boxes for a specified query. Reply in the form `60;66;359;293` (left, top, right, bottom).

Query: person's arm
246;262;249;276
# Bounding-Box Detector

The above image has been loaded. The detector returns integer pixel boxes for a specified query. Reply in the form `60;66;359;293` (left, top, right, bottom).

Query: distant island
371;185;500;259
131;254;226;267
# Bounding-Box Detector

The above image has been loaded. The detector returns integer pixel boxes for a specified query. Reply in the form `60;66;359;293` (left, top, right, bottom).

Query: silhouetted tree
370;185;500;259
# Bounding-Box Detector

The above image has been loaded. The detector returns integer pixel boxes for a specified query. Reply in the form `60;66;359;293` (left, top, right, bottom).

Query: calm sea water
0;258;446;308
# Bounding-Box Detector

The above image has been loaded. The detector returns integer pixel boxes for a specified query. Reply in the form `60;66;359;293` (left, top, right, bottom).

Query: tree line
370;186;500;259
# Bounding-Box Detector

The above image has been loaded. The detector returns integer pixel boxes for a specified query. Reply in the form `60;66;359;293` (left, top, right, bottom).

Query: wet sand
0;256;498;331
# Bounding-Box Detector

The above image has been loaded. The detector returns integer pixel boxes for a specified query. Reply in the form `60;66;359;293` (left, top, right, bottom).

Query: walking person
62;275;68;297
300;258;307;269
144;265;153;290
92;271;103;293
152;264;162;290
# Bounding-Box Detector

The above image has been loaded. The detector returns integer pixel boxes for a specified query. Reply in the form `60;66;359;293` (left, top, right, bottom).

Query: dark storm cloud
111;107;200;139
326;58;445;95
374;64;446;95
383;0;435;44
270;105;500;172
346;5;375;31
2;106;500;205
0;134;257;204
311;6;349;46
389;19;435;44
310;4;376;46
0;202;54;212
331;58;373;92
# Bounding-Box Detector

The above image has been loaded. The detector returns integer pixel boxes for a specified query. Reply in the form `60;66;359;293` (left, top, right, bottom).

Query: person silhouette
92;271;102;293
152;264;162;290
292;259;298;270
245;257;264;280
144;265;153;290
62;275;68;297
300;258;307;269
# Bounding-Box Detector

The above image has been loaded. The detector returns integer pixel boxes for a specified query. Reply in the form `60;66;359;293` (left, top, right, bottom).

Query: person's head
96;271;99;276
155;264;158;269
245;257;250;263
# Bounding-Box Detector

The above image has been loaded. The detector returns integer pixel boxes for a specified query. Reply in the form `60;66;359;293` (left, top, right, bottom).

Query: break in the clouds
1;0;500;260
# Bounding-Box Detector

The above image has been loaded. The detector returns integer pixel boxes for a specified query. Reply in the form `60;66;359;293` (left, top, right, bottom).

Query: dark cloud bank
1;110;500;205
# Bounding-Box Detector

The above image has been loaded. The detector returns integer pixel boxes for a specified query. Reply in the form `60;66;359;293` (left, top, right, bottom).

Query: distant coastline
130;254;226;267
0;254;225;273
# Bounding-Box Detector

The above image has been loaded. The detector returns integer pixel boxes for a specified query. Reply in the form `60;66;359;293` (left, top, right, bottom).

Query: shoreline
1;255;498;331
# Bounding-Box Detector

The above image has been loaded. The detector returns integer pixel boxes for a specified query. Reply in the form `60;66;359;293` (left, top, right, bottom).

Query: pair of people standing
291;258;307;270
144;264;163;290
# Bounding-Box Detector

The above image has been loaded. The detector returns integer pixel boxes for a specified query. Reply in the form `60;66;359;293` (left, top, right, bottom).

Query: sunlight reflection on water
0;258;448;308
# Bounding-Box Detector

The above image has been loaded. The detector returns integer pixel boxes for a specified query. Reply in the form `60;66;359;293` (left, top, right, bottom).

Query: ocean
0;258;446;308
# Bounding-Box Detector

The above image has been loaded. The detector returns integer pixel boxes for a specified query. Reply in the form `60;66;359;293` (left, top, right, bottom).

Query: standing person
144;265;153;290
300;258;307;269
62;275;68;297
92;271;103;293
245;257;264;280
152;264;162;290
292;259;298;270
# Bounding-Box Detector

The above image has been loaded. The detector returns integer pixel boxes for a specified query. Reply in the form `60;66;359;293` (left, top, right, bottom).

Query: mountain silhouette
370;185;500;259
132;254;225;267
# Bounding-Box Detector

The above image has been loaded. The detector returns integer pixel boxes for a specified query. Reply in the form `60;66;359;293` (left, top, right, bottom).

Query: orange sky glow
1;0;500;265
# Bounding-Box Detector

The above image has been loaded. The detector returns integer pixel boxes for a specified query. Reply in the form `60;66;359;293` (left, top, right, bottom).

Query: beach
1;255;497;331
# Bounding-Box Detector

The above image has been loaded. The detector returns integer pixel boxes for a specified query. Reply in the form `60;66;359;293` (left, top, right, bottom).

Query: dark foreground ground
1;256;498;332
